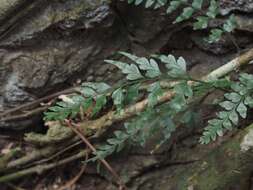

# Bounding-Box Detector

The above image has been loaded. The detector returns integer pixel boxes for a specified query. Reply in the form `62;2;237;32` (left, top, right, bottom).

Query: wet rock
96;64;114;76
190;17;253;55
0;0;130;129
86;75;94;82
235;15;253;32
0;0;114;46
188;2;253;55
3;74;35;106
220;0;253;15
190;33;234;55
115;2;169;44
0;0;27;24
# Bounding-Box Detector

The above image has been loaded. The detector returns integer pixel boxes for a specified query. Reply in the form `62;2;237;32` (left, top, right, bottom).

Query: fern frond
44;82;111;121
91;108;176;161
44;95;91;121
44;51;252;163
200;73;253;144
128;0;168;8
126;0;237;43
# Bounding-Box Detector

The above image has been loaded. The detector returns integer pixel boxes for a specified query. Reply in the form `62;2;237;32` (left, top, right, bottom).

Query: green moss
174;124;253;190
49;0;111;22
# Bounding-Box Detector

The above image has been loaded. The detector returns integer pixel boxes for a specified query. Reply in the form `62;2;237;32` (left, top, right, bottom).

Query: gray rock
0;0;130;129
220;0;253;15
235;15;253;32
2;0;253;131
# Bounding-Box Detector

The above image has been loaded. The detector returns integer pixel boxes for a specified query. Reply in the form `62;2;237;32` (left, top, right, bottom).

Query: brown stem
56;154;88;190
0;87;76;119
66;120;127;190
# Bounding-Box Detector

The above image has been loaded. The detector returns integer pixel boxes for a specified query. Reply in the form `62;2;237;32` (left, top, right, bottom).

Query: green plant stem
66;120;127;190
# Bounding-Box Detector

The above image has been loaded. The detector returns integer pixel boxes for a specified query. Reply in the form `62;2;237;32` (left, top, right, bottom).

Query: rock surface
0;1;253;188
0;0;128;116
1;0;253;118
220;0;253;15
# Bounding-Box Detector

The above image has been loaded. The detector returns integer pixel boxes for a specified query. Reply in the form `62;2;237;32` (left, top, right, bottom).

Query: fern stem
66;120;127;190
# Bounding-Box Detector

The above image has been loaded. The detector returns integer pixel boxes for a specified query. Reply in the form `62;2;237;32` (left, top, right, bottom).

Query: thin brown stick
0;87;76;119
66;120;127;190
33;140;82;165
57;154;88;190
0;106;49;122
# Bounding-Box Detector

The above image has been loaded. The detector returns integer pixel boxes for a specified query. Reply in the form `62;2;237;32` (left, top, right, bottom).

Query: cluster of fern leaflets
44;51;253;161
44;82;111;121
44;52;193;159
200;73;253;144
126;0;237;42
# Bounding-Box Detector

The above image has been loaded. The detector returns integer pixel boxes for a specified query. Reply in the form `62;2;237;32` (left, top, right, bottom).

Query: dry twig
66;120;127;190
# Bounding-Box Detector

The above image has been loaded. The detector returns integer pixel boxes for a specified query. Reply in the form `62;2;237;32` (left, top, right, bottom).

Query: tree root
0;150;88;183
0;148;21;171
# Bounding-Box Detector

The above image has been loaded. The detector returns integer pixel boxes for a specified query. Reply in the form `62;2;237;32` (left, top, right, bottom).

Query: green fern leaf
80;82;111;97
105;59;144;80
200;73;253;144
206;0;219;18
207;29;223;43
147;82;163;107
174;7;194;23
145;0;155;7
223;14;237;32
192;0;203;10
112;88;124;111
44;95;86;121
193;16;209;29
92;95;107;116
125;84;140;104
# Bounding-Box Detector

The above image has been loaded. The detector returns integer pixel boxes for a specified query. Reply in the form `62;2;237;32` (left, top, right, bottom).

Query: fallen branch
5;146;57;171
